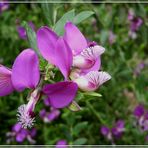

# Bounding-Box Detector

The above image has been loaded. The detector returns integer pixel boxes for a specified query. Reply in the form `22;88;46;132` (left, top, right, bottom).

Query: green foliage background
0;1;148;145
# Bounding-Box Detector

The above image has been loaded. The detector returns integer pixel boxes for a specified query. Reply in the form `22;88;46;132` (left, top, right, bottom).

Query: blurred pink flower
109;31;116;45
6;123;36;144
0;0;9;13
128;9;143;39
56;140;68;148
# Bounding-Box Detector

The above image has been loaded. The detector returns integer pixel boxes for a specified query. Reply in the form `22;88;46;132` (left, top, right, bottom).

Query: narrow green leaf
73;11;94;25
84;92;102;97
137;3;146;17
41;1;54;26
54;9;75;36
73;138;87;145
68;101;81;112
22;21;39;55
100;30;109;45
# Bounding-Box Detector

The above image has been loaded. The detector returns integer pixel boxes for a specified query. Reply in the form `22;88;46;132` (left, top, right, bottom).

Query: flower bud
70;68;82;80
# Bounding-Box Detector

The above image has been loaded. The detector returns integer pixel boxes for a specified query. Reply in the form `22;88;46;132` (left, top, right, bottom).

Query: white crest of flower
81;45;105;60
85;71;111;87
17;104;35;129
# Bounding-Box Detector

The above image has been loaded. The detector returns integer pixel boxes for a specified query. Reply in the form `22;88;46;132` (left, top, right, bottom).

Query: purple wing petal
16;133;26;143
134;105;145;118
12;49;40;91
64;22;87;55
43;81;78;108
12;123;22;132
30;128;37;137
55;37;73;79
115;120;125;129
37;26;58;64
100;126;110;136
17;26;27;40
39;109;46;119
16;129;28;143
0;66;14;96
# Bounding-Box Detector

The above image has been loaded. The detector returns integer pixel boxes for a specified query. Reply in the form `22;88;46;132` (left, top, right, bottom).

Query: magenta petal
43;81;78;108
55;37;73;79
82;57;101;74
64;22;87;55
37;26;58;64
0;66;14;96
16;131;27;143
12;49;40;91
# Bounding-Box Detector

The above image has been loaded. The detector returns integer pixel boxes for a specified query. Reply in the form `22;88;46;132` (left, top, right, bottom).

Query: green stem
86;101;107;125
20;93;25;104
70;125;73;145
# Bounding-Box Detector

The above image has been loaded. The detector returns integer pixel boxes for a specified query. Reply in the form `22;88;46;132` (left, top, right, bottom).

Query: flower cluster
0;21;111;128
133;105;148;132
40;98;60;123
6;123;36;144
128;9;143;39
100;120;125;144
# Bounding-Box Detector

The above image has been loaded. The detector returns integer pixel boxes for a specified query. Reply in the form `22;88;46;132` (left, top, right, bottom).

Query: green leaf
137;3;146;17
39;58;48;71
41;1;54;26
68;101;81;112
54;9;75;36
75;91;84;101
84;92;102;97
100;30;109;45
73;11;94;25
22;21;39;55
73;122;88;136
73;138;87;145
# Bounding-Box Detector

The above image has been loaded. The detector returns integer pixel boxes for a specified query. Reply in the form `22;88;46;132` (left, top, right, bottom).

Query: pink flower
64;22;105;72
0;49;40;97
